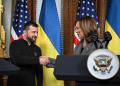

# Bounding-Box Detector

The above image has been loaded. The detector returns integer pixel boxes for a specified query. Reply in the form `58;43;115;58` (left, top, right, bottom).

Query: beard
26;35;37;43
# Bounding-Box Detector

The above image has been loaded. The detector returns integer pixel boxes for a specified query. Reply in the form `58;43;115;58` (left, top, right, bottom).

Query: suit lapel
81;43;92;55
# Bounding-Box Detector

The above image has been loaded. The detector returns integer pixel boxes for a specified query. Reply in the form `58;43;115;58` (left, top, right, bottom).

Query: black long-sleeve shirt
7;38;43;86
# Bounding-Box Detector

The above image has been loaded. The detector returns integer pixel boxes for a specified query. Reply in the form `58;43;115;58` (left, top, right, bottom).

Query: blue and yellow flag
35;0;64;86
105;0;120;55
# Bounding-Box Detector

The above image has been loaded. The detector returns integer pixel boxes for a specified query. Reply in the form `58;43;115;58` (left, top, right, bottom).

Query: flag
105;0;120;55
74;0;100;48
35;0;64;86
10;0;30;42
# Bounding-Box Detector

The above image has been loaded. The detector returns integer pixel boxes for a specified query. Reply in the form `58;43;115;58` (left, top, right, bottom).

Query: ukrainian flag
35;0;64;86
105;0;120;55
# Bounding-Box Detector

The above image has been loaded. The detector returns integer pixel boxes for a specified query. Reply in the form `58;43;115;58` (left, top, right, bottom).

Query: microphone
104;31;112;48
91;31;98;49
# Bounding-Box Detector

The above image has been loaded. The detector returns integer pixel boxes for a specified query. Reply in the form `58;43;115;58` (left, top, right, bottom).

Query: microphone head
104;31;112;41
91;31;98;42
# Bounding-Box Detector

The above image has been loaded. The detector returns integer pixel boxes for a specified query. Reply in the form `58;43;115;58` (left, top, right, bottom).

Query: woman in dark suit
73;16;100;86
73;16;103;55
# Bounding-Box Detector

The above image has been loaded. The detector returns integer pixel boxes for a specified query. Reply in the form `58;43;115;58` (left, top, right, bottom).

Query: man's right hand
39;56;50;66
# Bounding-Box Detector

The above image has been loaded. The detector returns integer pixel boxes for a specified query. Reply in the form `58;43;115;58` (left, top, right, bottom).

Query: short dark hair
23;21;38;30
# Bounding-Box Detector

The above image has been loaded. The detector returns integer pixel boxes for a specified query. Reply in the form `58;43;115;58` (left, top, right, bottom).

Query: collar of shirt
21;38;34;46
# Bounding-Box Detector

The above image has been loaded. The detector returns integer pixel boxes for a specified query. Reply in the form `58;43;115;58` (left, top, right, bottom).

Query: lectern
54;55;120;86
0;58;20;86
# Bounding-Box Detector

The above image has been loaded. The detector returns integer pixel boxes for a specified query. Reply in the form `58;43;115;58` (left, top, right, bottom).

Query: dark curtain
27;0;36;22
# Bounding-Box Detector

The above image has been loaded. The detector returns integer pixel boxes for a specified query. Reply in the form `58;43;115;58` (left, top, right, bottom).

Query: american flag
10;0;30;42
74;0;100;48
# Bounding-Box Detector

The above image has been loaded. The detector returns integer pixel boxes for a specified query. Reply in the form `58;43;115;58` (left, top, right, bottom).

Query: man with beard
7;21;50;86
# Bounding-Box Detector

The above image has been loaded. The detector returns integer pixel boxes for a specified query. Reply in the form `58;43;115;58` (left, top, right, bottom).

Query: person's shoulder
11;39;21;43
74;42;82;50
34;44;41;49
75;39;83;47
76;42;81;46
10;39;23;46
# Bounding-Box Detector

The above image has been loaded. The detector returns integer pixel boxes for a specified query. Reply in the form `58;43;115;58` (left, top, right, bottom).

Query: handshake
39;56;50;66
